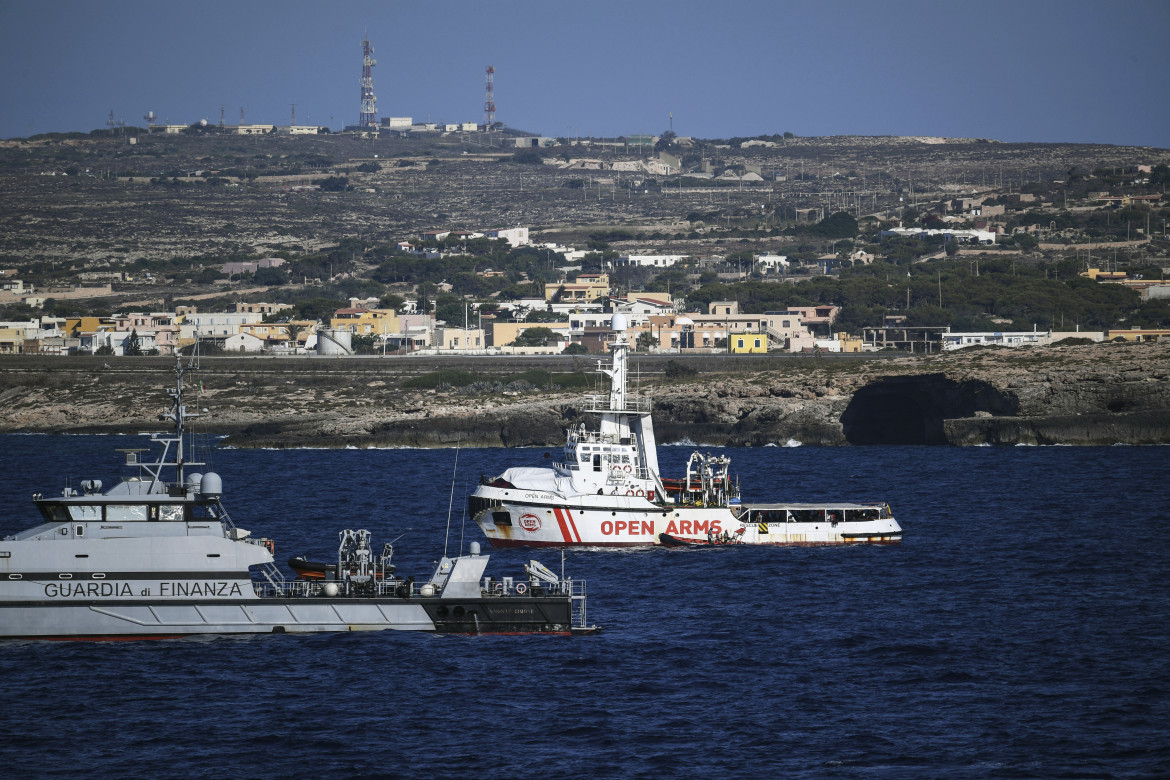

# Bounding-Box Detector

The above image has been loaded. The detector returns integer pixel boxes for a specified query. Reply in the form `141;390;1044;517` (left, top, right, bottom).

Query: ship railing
252;577;583;600
480;578;577;597
252;578;413;599
569;579;588;629
580;394;653;414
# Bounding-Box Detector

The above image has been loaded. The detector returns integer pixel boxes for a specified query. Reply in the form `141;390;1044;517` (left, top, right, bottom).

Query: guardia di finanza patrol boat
469;314;901;548
0;358;595;639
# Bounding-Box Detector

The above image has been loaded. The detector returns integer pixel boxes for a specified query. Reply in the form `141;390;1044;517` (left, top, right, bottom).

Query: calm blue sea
1;435;1168;779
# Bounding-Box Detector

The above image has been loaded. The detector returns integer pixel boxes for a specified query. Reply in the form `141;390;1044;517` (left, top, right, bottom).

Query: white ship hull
471;487;901;548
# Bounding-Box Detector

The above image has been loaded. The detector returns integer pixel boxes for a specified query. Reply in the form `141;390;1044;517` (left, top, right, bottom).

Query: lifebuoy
626;489;635;496
635;489;644;497
515;582;528;595
493;582;504;594
623;464;632;473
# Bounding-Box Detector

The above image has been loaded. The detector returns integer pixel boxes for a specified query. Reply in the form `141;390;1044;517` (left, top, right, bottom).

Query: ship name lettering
159;581;243;597
600;520;654;536
44;582;133;598
664;520;721;536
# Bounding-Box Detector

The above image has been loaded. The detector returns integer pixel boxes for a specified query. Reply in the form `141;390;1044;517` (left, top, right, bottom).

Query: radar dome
199;472;223;497
611;313;628;332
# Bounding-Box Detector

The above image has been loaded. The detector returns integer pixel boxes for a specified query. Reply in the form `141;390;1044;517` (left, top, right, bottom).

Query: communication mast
484;65;495;130
360;35;377;128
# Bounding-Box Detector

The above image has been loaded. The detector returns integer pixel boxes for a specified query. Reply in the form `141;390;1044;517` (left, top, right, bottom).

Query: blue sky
2;0;1167;147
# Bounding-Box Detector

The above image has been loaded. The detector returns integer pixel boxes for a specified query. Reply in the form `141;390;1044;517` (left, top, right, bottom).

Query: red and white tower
359;36;377;129
484;65;496;130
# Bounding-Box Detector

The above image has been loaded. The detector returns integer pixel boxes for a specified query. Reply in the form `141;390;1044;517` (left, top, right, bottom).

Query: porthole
58;573;73;580
92;573;106;580
8;574;22;580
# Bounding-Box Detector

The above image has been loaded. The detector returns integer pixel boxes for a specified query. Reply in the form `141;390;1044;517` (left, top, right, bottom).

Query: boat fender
515;582;527;595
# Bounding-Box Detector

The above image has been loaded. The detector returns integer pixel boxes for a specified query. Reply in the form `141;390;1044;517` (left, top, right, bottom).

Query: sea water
0;436;1167;778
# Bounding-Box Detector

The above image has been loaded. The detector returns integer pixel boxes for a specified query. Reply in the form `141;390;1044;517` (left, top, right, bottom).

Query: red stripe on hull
552;508;573;543
485;537;901;548
485;538;658;548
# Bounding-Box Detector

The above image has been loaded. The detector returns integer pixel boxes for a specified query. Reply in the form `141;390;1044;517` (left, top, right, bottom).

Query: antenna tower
484;65;495;130
359;35;378;128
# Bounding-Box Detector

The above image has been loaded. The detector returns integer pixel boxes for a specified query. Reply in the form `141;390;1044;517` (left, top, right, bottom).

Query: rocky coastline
0;341;1167;448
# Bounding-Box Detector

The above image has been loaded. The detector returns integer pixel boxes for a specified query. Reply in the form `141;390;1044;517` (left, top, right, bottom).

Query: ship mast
150;355;203;488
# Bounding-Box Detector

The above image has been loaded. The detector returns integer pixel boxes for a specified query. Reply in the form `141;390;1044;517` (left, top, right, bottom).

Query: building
179;312;256;340
484;227;529;247
433;327;485;351
233;302;292;316
882;227;996;245
755;253;789;274
776;306;839;328
730;333;768;353
544;273;610;304
941;329;1051;351
488;322;571;348
329;308;399;336
615;254;688;268
114;313;179;355
222;258;287;276
1105;328;1170;343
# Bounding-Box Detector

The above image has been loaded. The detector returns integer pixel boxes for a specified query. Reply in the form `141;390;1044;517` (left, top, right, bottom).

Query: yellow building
729;333;768;353
488;321;571;347
329;308;399;336
65;316;114;338
1106;328;1170;342
837;333;863;353
544;273;610;303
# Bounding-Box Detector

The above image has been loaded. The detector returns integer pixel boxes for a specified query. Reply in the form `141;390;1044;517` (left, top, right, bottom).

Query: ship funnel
611;313;628;332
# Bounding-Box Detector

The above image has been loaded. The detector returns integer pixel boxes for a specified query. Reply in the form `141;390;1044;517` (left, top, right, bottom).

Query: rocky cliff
0;341;1166;447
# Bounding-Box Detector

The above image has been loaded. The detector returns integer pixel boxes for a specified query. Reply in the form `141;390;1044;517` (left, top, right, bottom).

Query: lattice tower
360;36;378;128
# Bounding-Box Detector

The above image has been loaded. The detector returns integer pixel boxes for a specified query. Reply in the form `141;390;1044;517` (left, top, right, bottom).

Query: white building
755;253;789;274
485;227;530;247
941;329;1050;351
179;312;258;340
615;254;689;268
882;227;996;244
